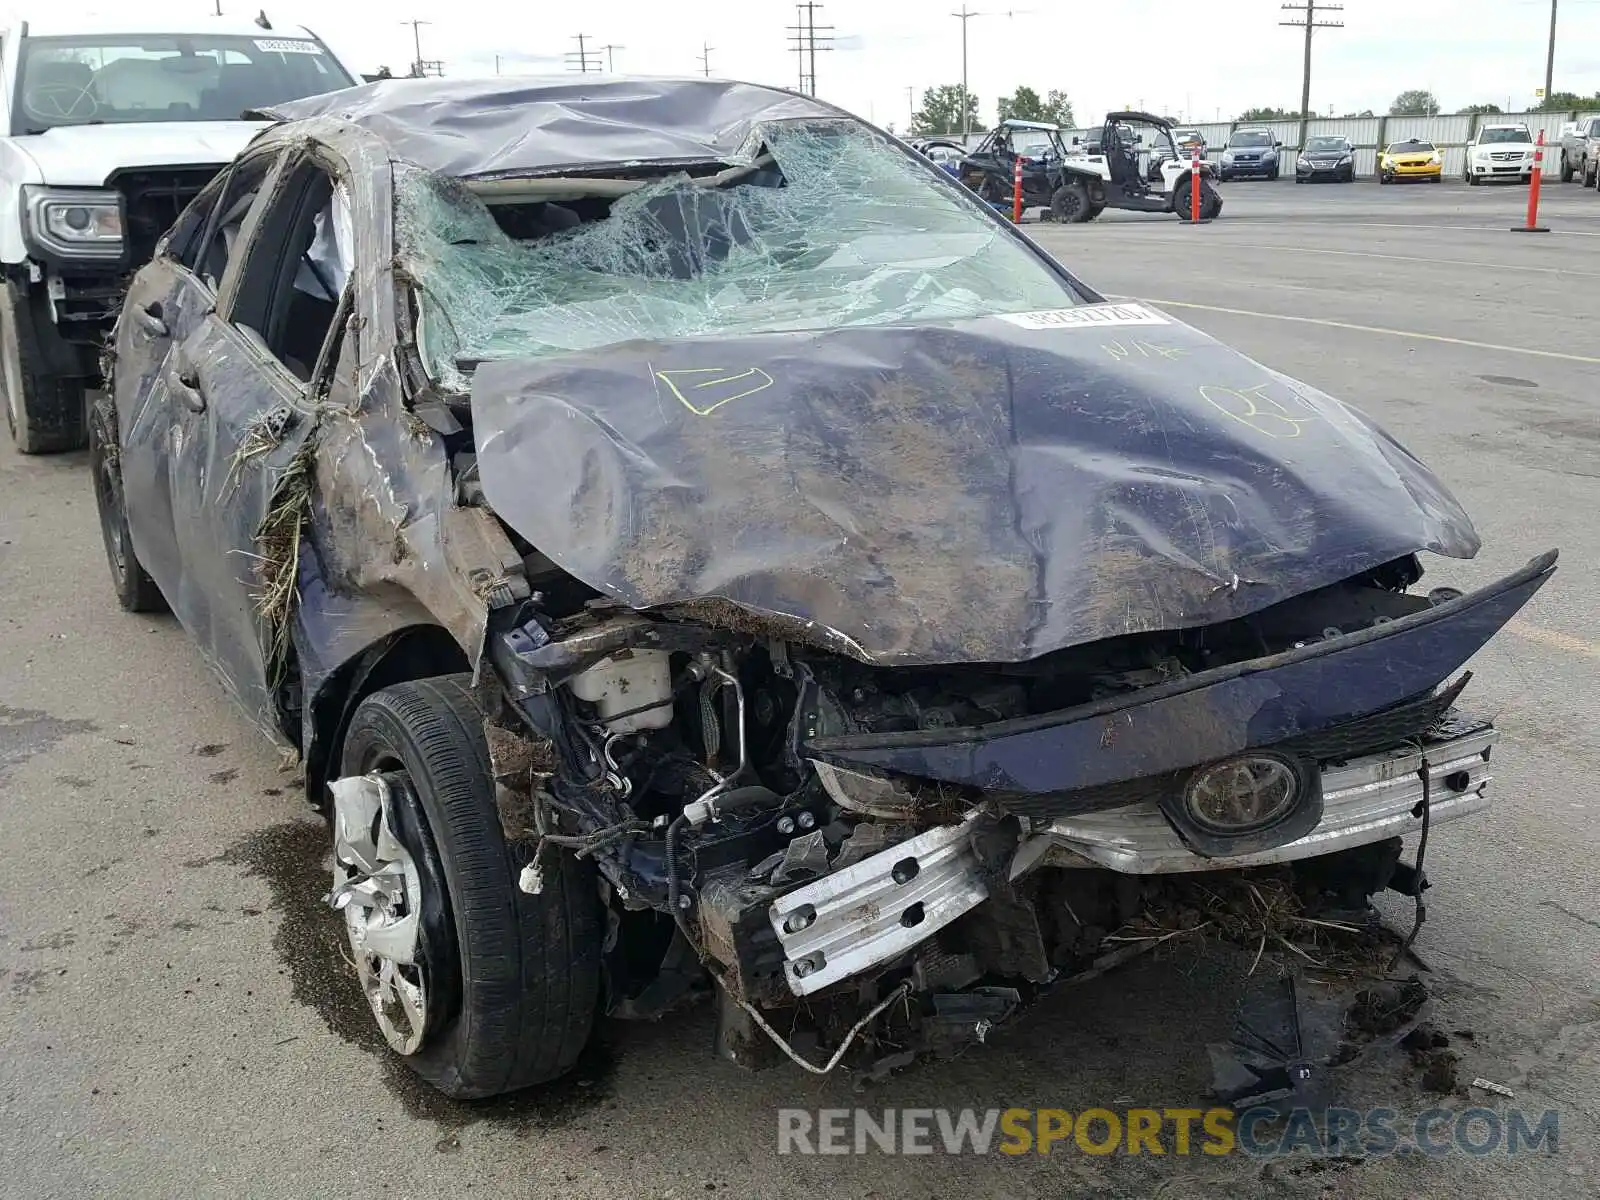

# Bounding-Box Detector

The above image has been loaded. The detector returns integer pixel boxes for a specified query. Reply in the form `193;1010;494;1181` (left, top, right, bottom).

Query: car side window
196;152;284;293
168;172;229;271
225;157;353;386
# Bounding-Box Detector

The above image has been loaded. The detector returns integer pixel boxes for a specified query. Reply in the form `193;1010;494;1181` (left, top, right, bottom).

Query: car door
162;151;352;737
117;148;287;606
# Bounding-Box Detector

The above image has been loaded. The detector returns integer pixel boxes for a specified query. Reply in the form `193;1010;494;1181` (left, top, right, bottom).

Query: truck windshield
13;34;354;133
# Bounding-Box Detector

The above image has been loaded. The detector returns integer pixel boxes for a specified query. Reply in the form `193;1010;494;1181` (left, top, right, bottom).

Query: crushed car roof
255;76;844;177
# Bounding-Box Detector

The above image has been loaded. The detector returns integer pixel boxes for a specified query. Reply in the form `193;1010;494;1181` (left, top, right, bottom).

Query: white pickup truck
1557;114;1600;186
0;13;357;452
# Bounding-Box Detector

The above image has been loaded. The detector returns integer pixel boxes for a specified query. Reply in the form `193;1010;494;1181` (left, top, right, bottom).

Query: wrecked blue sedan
91;76;1554;1099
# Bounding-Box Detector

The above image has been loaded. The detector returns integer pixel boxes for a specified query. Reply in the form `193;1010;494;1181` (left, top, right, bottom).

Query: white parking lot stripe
1107;297;1600;364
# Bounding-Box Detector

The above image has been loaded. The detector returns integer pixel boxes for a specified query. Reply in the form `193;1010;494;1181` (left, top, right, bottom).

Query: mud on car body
92;75;1556;1099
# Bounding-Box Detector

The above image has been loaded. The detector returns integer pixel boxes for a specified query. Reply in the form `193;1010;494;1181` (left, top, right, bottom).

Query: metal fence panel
1308;115;1380;146
1384;114;1472;146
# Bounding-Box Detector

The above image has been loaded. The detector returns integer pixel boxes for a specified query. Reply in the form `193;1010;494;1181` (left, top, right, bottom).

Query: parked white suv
1;13;356;452
1462;123;1535;187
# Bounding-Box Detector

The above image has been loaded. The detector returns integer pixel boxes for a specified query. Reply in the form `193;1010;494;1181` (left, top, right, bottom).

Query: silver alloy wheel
327;774;429;1054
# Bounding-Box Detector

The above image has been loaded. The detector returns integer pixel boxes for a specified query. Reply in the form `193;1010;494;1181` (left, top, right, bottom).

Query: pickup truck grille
106;165;228;266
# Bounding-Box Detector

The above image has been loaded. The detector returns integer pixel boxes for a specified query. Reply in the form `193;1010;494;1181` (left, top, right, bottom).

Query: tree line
909;85;1073;136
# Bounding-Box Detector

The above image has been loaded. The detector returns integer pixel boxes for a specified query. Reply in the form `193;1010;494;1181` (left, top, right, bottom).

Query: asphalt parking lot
2;177;1597;1200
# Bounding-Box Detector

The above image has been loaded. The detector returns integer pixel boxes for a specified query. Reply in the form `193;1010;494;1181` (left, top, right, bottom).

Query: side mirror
1072;136;1081;145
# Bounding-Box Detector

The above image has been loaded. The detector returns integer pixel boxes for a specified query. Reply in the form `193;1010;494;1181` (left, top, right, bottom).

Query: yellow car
1379;139;1443;183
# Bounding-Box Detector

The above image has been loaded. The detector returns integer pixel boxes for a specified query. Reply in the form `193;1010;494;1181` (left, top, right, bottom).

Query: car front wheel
1;279;86;454
333;676;603;1099
1560;154;1575;183
89;396;166;613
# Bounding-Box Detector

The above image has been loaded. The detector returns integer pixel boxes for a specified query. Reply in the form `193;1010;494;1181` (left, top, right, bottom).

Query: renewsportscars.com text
776;1106;1560;1158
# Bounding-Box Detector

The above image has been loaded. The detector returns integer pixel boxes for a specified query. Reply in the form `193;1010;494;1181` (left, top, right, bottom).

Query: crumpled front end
481;545;1552;1071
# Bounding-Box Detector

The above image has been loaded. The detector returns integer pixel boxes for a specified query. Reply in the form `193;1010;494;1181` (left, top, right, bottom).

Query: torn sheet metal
257;76;843;178
472;309;1480;667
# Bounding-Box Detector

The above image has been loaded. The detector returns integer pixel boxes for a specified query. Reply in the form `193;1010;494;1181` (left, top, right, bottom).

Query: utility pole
1544;0;1558;104
951;6;982;139
906;85;915;127
213;0;222;15
697;41;714;77
1280;2;1343;121
602;43;625;72
786;2;834;97
494;54;501;75
400;20;442;77
566;33;601;73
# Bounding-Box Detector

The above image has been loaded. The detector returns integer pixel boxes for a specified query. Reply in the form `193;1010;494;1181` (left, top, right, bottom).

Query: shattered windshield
397;120;1082;389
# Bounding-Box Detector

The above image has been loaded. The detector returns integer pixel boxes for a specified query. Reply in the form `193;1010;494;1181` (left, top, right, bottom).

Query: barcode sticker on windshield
998;302;1169;330
255;38;325;54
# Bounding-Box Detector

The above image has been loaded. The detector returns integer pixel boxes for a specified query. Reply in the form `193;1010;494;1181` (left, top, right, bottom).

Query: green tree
1537;90;1600;111
1462;103;1502;114
1238;106;1299;121
910;85;982;136
997;85;1044;123
1390;89;1441;116
1042;89;1074;127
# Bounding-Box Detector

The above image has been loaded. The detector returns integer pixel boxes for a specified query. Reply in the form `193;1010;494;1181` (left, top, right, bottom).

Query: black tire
1174;179;1222;222
1;279;86;454
1560;154;1575;183
341;676;603;1098
1085;203;1105;221
1269;166;1280;181
1468;173;1479;186
1379;174;1389;185
1050;180;1093;224
88;396;166;613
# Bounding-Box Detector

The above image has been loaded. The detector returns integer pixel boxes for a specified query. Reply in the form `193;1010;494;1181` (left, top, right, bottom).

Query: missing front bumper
765;720;1496;996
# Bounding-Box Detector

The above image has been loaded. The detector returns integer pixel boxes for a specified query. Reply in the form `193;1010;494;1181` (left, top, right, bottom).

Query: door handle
168;365;205;413
135;302;168;339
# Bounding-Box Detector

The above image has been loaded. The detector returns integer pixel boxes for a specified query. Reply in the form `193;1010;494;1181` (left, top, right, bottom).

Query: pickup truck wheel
1560;154;1575;183
335;676;603;1099
1;279;86;455
88;396;166;613
1050;181;1093;224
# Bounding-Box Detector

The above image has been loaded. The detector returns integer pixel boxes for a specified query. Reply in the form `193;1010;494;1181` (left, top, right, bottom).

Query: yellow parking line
1112;296;1600;365
1508;621;1600;662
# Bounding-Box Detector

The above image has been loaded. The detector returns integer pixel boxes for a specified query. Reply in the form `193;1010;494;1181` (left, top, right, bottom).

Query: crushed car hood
13;121;264;186
471;302;1480;666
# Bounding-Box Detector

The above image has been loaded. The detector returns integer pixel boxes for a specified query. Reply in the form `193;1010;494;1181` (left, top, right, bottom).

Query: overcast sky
46;0;1600;127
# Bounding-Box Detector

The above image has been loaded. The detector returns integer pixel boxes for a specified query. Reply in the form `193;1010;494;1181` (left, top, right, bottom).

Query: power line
697;41;714;77
1279;3;1344;120
786;2;834;97
601;43;626;72
566;32;602;73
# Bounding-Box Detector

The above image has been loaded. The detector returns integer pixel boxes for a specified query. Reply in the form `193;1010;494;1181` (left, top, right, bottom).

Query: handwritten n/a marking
654;367;776;416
